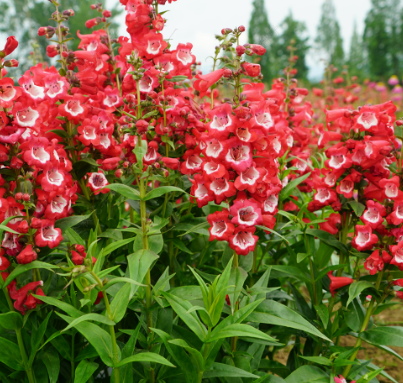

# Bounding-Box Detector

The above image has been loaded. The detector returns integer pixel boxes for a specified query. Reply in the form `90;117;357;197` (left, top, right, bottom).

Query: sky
145;0;373;80
0;0;373;80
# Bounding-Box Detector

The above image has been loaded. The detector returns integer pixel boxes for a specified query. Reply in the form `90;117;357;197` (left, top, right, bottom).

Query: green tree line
249;0;403;83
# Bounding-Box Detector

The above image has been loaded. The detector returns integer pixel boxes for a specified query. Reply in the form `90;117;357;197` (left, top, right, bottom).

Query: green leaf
170;238;192;254
55;214;92;231
144;186;186;201
168;339;204;371
348;201;366;217
133;139;148;169
33;295;84;318
0;312;23;330
162;292;207;342
280;172;311;201
203;362;259;379
314;304;329;328
299;356;331;366
167;75;188;82
297;253;310;263
271;265;311;284
207;323;278;343
285;365;328;382
102;277;145;291
102;237;135;257
127;250;159;299
107;183;141;201
0;224;19;235
247;300;330;341
61;314;115;333
347;281;375;307
29;311;52;366
116;352;175;368
74;360;99;383
4;262;59;288
65;228;86;246
306;229;348;256
360;326;403;347
57;313;118;367
0;336;24;371
109;284;131;323
256;225;290;244
42;349;60;383
354;368;384;383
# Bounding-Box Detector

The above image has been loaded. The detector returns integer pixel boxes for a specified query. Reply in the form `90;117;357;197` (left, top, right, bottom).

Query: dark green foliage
315;0;345;70
248;0;280;83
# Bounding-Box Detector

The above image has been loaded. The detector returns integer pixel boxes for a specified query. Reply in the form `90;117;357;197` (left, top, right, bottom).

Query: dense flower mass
0;1;403;383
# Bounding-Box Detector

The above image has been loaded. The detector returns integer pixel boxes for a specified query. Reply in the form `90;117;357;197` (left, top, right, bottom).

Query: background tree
364;0;392;80
347;21;367;80
315;0;345;71
248;0;280;84
0;0;121;75
277;11;310;80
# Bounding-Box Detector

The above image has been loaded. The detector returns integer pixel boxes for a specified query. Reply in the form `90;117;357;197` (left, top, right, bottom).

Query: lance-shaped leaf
207;323;279;344
144;186;186;201
162;292;207;342
116;352;175;368
247;300;330;341
60;313;115;333
106;183;141;201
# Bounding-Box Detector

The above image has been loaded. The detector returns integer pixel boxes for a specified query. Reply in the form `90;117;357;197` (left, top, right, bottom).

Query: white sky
0;0;373;80
152;0;372;80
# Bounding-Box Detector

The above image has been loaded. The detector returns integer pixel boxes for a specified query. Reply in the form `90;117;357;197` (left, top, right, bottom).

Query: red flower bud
115;169;123;178
136;120;149;133
236;45;245;56
103;10;111;18
16;245;37;265
3;59;19;67
15;192;22;201
1;36;18;57
22;194;30;202
161;157;179;170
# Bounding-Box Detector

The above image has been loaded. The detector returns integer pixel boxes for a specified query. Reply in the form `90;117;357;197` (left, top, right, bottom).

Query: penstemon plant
0;1;402;383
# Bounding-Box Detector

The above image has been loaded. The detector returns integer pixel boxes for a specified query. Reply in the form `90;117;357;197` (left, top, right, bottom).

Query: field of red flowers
0;1;402;383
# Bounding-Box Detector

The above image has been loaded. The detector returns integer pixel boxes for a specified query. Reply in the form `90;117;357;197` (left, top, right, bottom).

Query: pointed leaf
116;352;175;368
144;186;186;201
74;360;99;383
107;183;141;201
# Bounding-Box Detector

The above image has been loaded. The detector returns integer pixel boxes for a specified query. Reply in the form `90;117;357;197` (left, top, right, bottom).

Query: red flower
87;172;109;195
230;198;262;227
229;227;259;256
1;36;18;57
351;225;378;252
361;200;386;229
207;210;234;242
0;249;10;270
364;250;384;275
34;220;62;249
194;69;225;96
16;245;37;265
390;241;403;270
319;213;341;235
9;280;44;315
242;63;261;77
327;272;353;297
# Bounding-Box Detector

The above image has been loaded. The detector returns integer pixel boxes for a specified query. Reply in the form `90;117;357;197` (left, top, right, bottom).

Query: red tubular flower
390;241;403;270
206;174;236;204
1;36;18;57
386;200;403;225
0;249;10;270
161;157;180;170
87;172;109;195
229;227;259;256
189;174;214;208
327;272;353;297
207;103;237;138
230;198;263;227
207;210;234;241
193;69;225;96
34;220;62;249
224;138;252;172
364;250;384;275
319;213;341;235
336;175;354;199
16;245;37;265
351;225;378;251
242;63;261;77
361;200;386;229
379;176;402;200
10;281;44;315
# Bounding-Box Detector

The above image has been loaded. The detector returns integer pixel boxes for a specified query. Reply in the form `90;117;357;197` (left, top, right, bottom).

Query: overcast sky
148;0;372;80
0;0;373;80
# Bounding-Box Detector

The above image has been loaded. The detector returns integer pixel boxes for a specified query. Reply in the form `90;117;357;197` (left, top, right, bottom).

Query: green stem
91;272;120;382
139;177;153;332
342;270;384;377
70;333;75;382
4;288;36;383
